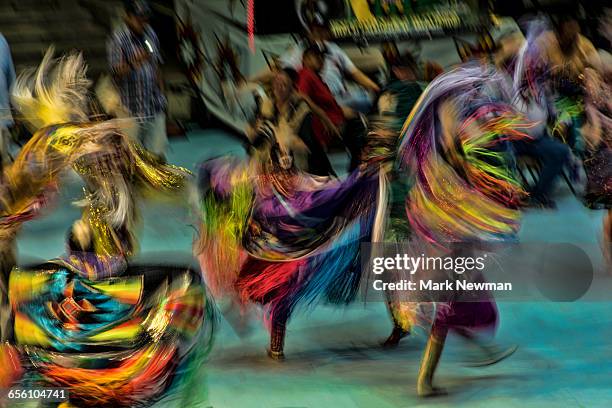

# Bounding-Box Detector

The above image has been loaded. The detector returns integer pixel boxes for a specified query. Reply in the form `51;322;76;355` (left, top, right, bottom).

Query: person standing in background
0;33;16;172
0;32;15;342
107;0;167;161
297;46;345;147
280;20;380;113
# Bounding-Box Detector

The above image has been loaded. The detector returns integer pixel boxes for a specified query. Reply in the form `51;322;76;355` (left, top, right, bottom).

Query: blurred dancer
197;106;380;359
581;15;612;264
581;68;612;264
536;15;602;150
249;68;336;177
0;48;132;377
1;49;213;407
365;53;423;347
391;65;531;396
108;0;167;160
6;48;190;260
0;48;108;342
198;168;377;361
526;16;610;260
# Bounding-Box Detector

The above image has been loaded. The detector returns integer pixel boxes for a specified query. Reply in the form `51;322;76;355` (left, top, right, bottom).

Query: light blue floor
16;128;612;408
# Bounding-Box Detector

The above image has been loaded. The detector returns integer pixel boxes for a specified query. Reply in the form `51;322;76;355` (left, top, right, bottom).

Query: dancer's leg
383;300;411;348
454;327;517;367
417;320;448;397
268;305;290;361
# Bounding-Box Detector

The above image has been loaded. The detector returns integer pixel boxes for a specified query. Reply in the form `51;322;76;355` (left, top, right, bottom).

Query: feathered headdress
12;47;91;130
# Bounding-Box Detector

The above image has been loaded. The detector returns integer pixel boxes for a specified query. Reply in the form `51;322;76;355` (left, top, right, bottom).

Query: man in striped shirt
107;0;167;160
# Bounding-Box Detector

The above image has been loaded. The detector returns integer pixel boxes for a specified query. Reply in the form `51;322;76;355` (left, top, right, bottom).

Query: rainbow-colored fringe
552;96;584;143
8;265;215;407
196;162;253;297
197;157;380;327
396;66;532;246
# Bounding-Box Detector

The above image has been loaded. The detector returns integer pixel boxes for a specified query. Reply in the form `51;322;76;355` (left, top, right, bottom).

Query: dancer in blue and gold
1;49;214;407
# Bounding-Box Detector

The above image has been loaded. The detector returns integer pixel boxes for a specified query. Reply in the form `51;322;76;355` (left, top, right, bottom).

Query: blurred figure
107;0;167;160
581;68;612;265
363;52;423;170
297;46;345;147
0;32;15;170
0;32;16;342
377;53;422;132
197;114;379;361
279;18;380;113
1;49;207;405
536;15;602;150
493;30;571;208
366;53;423;347
512;90;571;208
248;68;335;177
586;10;612;265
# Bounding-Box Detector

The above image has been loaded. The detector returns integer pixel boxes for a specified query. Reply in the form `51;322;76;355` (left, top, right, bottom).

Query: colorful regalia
9;259;214;407
196;122;380;358
0;49;215;406
197;57;534;366
526;20;610;262
381;63;533;396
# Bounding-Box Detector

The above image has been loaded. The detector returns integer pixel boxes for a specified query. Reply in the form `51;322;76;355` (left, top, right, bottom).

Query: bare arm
350;68;380;93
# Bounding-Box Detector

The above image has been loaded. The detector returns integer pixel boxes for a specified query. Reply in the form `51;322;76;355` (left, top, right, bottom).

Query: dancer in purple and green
372;57;532;395
197;133;380;360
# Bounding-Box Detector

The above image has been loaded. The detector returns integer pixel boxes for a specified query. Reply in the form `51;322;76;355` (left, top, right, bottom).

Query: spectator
107;0;167;160
248;68;335;177
278;20;380;113
297;46;345;147
0;33;15;170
